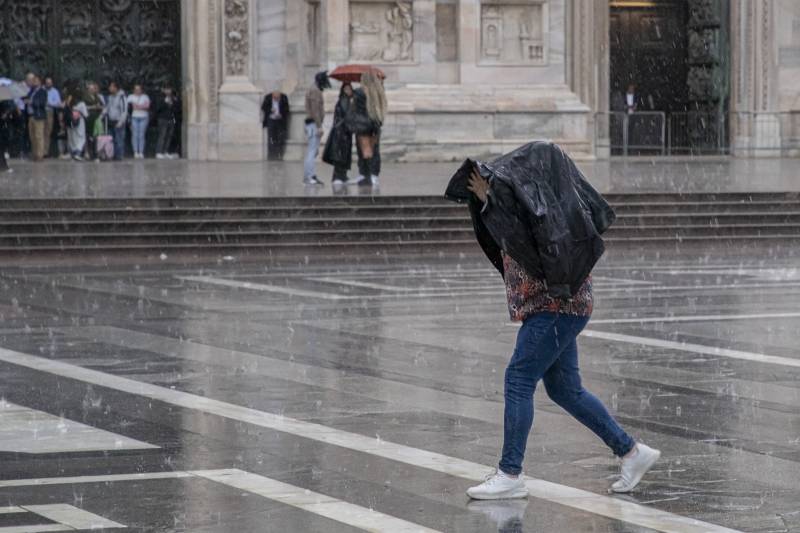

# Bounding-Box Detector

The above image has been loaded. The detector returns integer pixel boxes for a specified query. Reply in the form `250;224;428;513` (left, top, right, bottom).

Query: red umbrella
329;64;386;83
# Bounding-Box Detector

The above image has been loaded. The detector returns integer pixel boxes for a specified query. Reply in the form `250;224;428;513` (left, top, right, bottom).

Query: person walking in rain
459;142;661;500
303;71;329;186
324;82;355;187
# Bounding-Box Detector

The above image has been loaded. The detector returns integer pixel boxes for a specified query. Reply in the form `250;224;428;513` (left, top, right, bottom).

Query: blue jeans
111;124;126;160
131;116;149;155
304;122;320;180
499;312;635;475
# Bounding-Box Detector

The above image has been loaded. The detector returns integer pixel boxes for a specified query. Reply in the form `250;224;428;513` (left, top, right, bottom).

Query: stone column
182;0;220;160
731;0;780;156
218;0;264;160
567;0;608;158
322;0;349;68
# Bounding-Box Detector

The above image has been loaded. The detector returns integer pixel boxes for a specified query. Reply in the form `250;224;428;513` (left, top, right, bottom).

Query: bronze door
0;0;180;91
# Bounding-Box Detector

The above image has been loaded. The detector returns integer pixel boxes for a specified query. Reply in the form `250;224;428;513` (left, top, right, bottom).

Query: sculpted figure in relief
383;1;413;62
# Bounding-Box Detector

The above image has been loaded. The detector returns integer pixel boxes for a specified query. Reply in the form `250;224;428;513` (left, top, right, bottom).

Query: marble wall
180;0;800;161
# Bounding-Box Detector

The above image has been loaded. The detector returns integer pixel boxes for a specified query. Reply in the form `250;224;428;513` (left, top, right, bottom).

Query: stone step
4;213;800;234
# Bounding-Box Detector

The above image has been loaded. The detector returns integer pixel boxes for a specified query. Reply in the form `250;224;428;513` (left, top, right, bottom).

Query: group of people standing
0;73;181;173
261;69;387;189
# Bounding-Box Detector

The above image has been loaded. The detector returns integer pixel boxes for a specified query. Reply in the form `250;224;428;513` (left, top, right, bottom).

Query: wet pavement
2;157;800;198
1;243;799;532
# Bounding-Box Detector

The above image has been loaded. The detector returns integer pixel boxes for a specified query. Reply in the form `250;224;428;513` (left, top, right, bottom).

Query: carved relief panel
349;1;414;63
480;1;548;65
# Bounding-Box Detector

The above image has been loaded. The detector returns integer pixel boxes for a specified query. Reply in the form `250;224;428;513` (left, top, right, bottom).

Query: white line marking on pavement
0;470;440;533
581;330;800;368
588;311;800;325
0;346;740;533
0;400;157;454
195;469;441;533
22;504;125;530
177;275;351;300
178;275;502;300
0;526;67;533
0;472;195;489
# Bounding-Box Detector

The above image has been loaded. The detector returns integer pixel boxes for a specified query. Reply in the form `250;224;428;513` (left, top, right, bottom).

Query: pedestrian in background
44;77;62;157
350;70;386;186
104;81;128;161
27;75;48;161
0;98;15;173
155;85;178;159
324;82;354;187
65;92;88;161
128;84;150;159
262;90;289;161
84;82;105;161
303;71;329;186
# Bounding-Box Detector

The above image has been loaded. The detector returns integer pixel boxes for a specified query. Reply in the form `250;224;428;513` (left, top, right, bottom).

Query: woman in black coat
323;83;354;185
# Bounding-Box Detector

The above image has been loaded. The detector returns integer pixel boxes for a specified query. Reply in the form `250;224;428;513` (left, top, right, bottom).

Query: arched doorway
608;0;730;155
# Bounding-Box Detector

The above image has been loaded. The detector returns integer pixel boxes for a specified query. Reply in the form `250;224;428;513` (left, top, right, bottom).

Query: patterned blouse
502;253;593;322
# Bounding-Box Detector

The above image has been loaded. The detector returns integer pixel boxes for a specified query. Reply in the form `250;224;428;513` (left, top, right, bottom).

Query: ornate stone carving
349;1;414;63
224;0;250;76
480;2;547;64
688;66;722;101
688;28;720;64
0;0;180;86
688;0;722;29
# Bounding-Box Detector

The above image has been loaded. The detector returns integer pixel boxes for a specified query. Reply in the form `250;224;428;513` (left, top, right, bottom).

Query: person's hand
317;128;324;137
467;167;489;203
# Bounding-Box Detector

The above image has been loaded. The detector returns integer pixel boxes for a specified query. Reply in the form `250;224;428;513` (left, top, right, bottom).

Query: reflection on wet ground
1;244;799;532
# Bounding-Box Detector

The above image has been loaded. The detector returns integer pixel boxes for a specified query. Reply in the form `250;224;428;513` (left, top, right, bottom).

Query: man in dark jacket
455;142;661;500
155;86;179;159
262;91;289;161
28;75;48;161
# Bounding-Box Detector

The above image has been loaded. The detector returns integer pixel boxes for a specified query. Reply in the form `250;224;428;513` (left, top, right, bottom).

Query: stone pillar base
218;82;263;161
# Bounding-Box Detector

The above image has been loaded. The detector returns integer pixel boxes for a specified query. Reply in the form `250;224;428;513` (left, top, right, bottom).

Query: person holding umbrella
323;82;355;187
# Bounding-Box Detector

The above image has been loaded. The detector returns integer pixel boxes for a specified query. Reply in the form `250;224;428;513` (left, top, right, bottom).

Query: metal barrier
598;110;800;157
603;111;667;156
668;112;728;155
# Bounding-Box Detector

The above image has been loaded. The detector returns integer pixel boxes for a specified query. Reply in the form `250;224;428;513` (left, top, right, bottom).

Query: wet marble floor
2;157;800;198
1;246;800;532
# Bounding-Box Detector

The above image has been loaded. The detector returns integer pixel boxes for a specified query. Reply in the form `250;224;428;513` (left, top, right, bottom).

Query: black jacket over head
323;91;354;169
446;141;615;299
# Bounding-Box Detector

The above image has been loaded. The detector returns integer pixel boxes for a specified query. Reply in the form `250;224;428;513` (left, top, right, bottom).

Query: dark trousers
13;114;29;157
266;122;287;160
86;115;100;160
156;120;175;155
332;165;349;181
0;125;8;170
356;133;381;177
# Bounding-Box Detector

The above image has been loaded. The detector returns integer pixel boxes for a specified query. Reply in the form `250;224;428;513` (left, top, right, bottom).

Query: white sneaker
467;470;528;500
156;153;166;160
349;174;367;186
611;443;661;493
370;175;380;185
167;153;178;160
